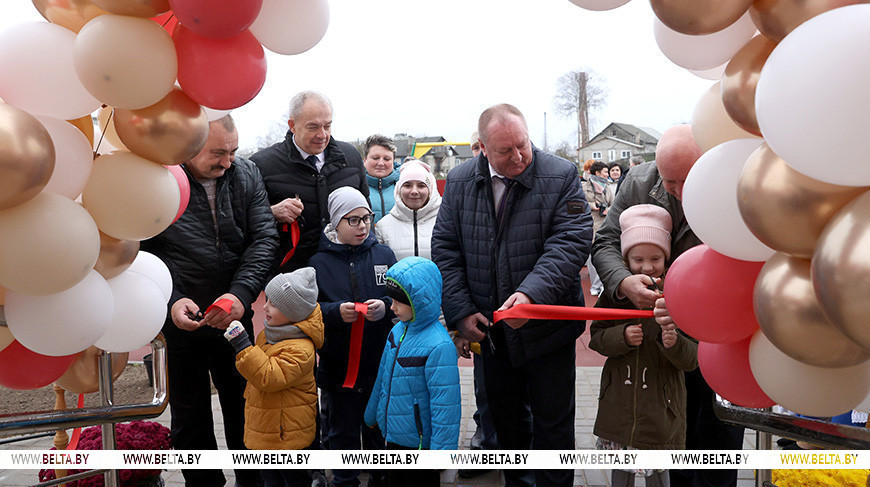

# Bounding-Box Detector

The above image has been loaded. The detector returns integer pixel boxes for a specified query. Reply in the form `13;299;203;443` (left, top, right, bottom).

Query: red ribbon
493;303;653;323
65;394;85;451
342;303;369;389
205;298;234;316
280;221;301;267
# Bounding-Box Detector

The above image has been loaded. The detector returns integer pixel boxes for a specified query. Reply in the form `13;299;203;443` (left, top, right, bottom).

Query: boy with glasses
309;187;397;487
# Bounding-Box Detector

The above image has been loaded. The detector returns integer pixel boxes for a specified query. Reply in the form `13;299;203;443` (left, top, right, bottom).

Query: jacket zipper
414;403;423;450
382;325;408;441
628;320;641;447
378;179;385;218
413;210;419;257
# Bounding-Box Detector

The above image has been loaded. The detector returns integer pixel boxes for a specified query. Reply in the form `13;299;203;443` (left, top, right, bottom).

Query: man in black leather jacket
141;115;278;487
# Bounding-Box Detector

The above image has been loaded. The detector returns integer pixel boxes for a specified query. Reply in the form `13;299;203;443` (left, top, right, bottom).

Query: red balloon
151;12;179;35
174;25;267;110
165;164;190;224
169;0;263;39
0;341;77;390
664;244;763;343
698;338;775;408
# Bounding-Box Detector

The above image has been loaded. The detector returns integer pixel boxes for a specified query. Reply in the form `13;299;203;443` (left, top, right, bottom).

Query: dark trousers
482;334;576;487
321;386;385;487
384;442;439;487
472;352;499;449
670;369;745;487
261;469;309;487
165;316;261;487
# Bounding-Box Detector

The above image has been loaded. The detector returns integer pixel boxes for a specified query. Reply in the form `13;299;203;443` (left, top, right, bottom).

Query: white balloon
682;138;774;261
654;12;757;71
203;107;232;122
0;22;100;119
692;81;760;152
756;5;870;186
688;63;726;80
127;251;172;303
95;270;166;353
251;0;330;55
5;270;113;357
567;0;631;11
34;115;94;200
749;331;870;417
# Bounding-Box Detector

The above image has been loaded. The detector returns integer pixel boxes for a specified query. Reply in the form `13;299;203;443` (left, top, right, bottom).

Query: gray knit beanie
328;186;371;230
265;267;318;323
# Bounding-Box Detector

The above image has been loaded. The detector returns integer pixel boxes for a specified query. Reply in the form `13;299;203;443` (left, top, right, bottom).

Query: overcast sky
6;0;714;151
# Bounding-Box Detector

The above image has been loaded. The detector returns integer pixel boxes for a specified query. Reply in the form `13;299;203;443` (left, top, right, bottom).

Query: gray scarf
264;320;309;344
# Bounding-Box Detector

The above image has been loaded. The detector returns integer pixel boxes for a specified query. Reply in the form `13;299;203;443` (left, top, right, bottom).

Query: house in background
578;123;660;165
393;134;473;178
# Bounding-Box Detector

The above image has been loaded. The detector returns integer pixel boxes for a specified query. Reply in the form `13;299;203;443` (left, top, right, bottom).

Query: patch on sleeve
374;265;388;286
566;200;585;215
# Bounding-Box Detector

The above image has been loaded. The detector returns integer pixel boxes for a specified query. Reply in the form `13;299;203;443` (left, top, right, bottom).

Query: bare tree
553;70;607;150
552;139;578;164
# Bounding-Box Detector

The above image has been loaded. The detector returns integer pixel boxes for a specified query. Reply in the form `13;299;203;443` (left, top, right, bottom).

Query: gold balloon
738;144;866;258
755;253;869;367
0;324;12;352
67;114;96;149
55;347;127;394
814;191;870;352
692;81;761;152
113;88;209;165
0;286;5;306
89;0;169;17
32;0;110;33
93;231;140;280
722;35;776;137
651;0;754;35
750;0;869;42
97;106;128;152
0;104;56;210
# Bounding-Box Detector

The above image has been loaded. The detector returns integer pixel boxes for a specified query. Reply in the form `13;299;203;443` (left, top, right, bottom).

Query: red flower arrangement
38;420;171;487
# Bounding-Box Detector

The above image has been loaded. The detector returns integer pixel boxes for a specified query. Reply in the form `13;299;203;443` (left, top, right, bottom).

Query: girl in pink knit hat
589;204;699;487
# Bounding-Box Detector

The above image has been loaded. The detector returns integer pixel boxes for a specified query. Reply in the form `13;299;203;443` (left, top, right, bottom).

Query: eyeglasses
341;213;375;227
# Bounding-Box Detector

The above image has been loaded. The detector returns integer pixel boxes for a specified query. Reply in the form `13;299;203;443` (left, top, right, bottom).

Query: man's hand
498;292;532;329
458;313;488;343
453;334;471;359
618;274;662;309
340;302;359;323
271;197;304;224
364;299;386;321
170;298;201;332
201;293;244;330
624;324;643;347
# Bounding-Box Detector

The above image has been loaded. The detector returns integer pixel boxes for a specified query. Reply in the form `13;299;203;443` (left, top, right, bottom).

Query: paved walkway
0;366;758;487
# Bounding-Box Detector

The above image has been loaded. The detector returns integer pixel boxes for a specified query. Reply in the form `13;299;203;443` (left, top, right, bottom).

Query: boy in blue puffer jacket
365;256;461;486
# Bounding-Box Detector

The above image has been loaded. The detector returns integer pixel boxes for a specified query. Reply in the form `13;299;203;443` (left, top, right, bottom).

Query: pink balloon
0;341;77;390
174;25;266;110
165;164;190;224
664;244;763;343
169;0;263;39
699;338;775;408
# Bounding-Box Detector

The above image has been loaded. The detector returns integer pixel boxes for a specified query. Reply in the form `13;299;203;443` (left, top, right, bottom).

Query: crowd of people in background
143;90;743;487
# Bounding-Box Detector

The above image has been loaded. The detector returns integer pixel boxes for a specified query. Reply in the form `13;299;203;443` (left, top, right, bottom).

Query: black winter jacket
432;149;593;366
251;132;369;273
141;158;279;341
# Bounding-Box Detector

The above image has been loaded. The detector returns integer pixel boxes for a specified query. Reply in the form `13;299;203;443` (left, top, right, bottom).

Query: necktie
305;154;319;169
496;176;513;227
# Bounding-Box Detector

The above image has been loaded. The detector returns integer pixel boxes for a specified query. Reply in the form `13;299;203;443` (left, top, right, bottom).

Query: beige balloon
754;253;869;367
692;81;761;152
0;104;56;210
93;231;140;280
32;0;110;33
55;346;127;394
0;193;100;295
90;0;169;18
722;35;776;136
82;151;180;241
814;191;870;352
750;0;869;42
74;15;177;109
0;324;13;352
651;0;754;35
114;88;209;165
96;106;128;151
738;144;866;258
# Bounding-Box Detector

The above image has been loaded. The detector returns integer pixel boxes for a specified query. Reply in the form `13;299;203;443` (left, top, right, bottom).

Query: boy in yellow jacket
225;267;325;487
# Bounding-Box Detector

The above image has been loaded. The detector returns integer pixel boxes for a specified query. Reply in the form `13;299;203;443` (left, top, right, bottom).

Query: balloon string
94;107;113;155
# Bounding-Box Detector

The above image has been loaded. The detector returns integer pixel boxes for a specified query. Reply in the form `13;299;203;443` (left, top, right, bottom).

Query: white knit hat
327;186;370;230
265;267;318;322
619;204;672;259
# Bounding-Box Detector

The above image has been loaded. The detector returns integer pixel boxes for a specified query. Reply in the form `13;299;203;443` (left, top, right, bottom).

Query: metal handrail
714;395;870;450
0;335;168;436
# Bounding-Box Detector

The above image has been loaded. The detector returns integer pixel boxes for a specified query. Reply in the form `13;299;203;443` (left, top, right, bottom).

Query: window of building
608;149;616;161
621;150;631;158
592;151;602;160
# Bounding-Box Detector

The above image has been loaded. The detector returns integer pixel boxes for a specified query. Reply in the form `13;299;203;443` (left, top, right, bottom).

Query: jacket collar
366;168;400;187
